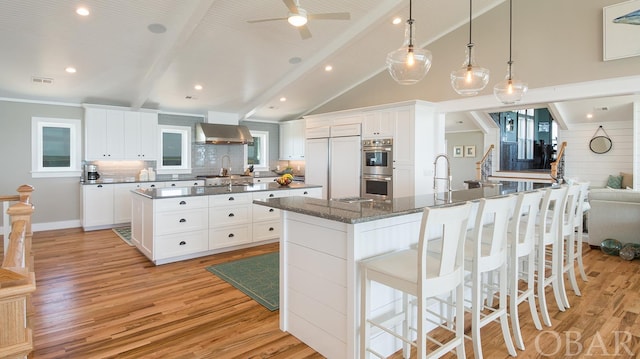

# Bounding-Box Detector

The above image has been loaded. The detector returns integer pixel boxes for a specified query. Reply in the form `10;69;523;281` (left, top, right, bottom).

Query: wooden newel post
16;185;34;205
7;203;35;272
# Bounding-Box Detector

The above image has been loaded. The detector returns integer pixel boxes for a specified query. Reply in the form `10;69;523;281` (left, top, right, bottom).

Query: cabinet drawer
155;196;208;212
209;225;251;249
210;205;251;226
306;126;330;139
330;123;361;137
252;204;280;221
209;192;252;205
252;190;289;201
155;209;208;235
165;180;204;187
288;188;322;198
155;230;208;260
253;221;280;242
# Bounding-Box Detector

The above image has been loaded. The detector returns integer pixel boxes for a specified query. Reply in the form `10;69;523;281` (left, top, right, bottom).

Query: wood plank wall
559;120;633;188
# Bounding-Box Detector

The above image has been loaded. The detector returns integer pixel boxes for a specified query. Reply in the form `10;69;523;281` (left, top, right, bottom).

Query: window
31;117;81;178
247;131;269;170
157;125;191;174
516;109;534;160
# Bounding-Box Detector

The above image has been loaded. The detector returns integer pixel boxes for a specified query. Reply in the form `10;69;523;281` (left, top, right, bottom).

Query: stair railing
2;185;34;254
476;144;495;181
551;141;567;183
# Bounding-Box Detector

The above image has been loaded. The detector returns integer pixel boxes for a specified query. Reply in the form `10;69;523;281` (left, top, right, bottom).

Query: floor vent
31;76;54;85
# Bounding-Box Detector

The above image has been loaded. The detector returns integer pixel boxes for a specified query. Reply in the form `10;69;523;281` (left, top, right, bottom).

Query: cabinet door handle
269;208;274;212
97;184;103;188
228;197;235;201
269;194;274;197
171;183;176;186
179;200;186;205
228;213;235;217
228;233;234;238
269;227;274;231
303;191;308;195
150;184;156;188
179;241;186;246
179;218;186;223
194;182;198;186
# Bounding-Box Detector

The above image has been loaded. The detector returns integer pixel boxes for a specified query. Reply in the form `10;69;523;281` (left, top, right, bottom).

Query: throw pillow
620;172;633;189
606;174;623;189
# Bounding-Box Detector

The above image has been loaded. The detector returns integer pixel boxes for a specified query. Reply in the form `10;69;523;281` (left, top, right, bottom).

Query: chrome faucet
220;155;231;176
434;154;452;193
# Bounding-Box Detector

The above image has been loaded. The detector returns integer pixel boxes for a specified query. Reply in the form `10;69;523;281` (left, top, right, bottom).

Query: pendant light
386;0;432;85
450;0;490;96
494;0;527;104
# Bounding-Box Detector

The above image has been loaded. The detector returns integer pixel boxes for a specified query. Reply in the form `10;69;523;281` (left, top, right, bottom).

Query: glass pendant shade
386;21;432;85
450;44;490;96
493;62;528;104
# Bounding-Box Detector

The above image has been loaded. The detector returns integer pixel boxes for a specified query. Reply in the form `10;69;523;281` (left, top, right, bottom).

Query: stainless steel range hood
195;123;253;144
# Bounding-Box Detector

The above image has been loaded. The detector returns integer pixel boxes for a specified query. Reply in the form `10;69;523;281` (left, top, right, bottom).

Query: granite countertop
132;182;320;199
253;181;555;224
81;176;203;185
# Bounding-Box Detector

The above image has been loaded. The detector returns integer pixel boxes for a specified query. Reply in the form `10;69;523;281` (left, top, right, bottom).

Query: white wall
559;121;633;188
445;131;484;190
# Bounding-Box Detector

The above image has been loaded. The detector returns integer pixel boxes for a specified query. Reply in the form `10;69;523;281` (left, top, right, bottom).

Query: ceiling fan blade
307;12;351;21
283;0;299;14
298;25;312;40
247;17;288;23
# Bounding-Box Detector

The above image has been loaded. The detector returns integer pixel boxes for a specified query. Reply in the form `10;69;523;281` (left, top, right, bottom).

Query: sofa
587;188;640;247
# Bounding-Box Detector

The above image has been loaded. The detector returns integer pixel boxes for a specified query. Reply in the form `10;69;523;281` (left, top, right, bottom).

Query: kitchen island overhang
254;181;554;358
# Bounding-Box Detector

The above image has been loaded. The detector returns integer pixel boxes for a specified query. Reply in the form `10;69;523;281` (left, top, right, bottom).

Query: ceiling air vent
594;106;609;111
32;76;54;85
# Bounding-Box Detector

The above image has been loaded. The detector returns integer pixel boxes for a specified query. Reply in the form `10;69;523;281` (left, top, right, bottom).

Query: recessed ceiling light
65;67;77;73
392;17;402;25
586;113;593;119
280;97;287;102
289;57;302;65
76;7;90;16
147;23;167;34
325;65;333;72
194;84;203;91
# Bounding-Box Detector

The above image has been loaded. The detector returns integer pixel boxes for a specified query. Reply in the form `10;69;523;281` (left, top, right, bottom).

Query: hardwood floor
28;228;639;358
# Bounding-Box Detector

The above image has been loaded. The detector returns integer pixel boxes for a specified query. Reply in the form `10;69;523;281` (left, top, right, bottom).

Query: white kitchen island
254;182;551;358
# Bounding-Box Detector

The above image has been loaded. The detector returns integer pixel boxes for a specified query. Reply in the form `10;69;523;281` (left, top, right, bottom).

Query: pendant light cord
507;0;513;78
408;0;414;48
466;0;473;66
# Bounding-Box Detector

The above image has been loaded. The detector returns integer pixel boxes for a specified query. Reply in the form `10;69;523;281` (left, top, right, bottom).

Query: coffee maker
86;164;100;181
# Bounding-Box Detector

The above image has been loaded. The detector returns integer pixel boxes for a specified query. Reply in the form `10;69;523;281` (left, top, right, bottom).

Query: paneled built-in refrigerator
305;131;360;200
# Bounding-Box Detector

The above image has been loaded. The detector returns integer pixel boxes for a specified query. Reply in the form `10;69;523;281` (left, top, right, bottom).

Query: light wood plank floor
27;228;639;358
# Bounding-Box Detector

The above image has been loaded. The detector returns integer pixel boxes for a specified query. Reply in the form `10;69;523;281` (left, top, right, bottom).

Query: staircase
488;170;555;183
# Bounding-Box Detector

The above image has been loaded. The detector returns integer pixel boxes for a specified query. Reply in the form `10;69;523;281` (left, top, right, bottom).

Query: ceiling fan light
494;64;528;104
450;44;489;96
288;8;308;27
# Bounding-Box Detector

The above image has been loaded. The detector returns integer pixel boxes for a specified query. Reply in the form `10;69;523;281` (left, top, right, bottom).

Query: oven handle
362;175;392;182
363;147;392;152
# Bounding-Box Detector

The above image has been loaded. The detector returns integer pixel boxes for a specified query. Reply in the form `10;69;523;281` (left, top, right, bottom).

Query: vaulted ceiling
0;0;637;128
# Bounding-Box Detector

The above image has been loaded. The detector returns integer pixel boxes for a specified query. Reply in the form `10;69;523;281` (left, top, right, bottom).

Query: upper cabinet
279;119;305;160
85;106;158;161
362;111;395;138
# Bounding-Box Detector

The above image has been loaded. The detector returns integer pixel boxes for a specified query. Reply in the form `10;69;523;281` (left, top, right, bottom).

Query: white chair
572;181;590;282
462;195;517;359
535;185;569;327
507;190;544;351
360;201;472;359
559;184;582;306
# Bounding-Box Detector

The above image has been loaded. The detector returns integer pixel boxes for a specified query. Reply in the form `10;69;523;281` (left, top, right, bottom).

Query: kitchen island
130;183;321;265
254;182;551;358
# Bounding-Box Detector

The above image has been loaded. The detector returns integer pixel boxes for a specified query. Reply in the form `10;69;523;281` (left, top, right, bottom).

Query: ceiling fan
247;0;351;40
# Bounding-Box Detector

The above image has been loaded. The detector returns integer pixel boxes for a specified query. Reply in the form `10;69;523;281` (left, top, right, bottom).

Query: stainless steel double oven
361;138;393;200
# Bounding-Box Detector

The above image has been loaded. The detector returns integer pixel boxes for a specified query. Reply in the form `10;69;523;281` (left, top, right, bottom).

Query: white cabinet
362;110;395;138
85;106;158;161
113;183;138;224
82;184;114;229
124;111;158;160
209;193;253;249
252;190;287;242
288;187;323;198
253;176;277;184
165;180;204;187
279;119;305;160
153;196;209;261
85;108;125;160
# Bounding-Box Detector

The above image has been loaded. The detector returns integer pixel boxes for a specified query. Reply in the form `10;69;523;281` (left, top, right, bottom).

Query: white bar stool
359;201;472;359
574;181;590;282
535;185;569;327
462;195;517;359
507;190;544;350
560;184;582;306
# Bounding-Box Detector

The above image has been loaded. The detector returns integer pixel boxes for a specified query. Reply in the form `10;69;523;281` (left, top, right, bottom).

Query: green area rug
113;227;134;246
206;252;279;311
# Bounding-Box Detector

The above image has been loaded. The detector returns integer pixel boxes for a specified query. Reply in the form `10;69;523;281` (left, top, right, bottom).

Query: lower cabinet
82;184;114;228
131;186;321;264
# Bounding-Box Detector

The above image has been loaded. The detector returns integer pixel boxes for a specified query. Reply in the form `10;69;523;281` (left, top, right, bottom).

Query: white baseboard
32;220;82;232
